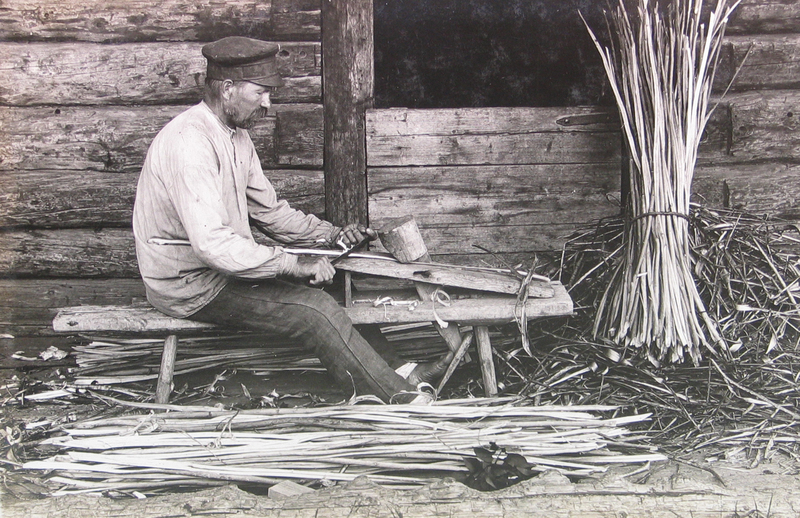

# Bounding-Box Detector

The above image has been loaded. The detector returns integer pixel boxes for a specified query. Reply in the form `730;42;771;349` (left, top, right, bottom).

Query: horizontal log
0;0;321;43
0;103;322;172
717;35;800;92
0;278;147;337
368;164;621;228
727;0;800;34
0;228;138;277
0;42;321;106
0;169;324;229
366;107;621;167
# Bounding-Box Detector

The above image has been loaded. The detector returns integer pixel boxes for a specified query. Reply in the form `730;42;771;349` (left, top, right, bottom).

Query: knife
330;237;371;265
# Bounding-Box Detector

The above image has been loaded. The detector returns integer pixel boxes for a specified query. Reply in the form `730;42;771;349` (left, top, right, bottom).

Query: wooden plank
366;107;621;167
0;42;321;106
693;161;800;218
368;164;621;227
322;0;373;226
412;223;592;255
717;35;800;92
367;132;621;167
0;104;322;172
0;168;324;229
0;0;321;43
335;257;554;298
53;305;215;333
52;282;573;330
367;107;619;137
0;278;147;336
727;0;800;34
723;90;800;163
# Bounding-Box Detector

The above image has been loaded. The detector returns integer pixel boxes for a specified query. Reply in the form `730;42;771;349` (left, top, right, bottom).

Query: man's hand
332;223;378;249
288;255;336;286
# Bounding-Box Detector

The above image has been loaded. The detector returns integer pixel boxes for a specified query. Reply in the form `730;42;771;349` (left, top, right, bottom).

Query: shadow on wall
374;0;614;108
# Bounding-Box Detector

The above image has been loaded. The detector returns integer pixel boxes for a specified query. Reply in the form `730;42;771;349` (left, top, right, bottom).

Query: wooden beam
322;0;373;227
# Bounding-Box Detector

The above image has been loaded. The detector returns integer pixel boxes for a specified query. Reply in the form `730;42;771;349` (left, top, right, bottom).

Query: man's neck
203;96;236;130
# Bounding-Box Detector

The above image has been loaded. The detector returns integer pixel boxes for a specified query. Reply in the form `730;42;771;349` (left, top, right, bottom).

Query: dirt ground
3;335;800;517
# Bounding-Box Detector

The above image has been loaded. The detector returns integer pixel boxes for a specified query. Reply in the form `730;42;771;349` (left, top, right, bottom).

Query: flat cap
202;36;284;87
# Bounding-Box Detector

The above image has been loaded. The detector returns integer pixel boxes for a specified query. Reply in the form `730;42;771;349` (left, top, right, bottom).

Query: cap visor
250;74;284;87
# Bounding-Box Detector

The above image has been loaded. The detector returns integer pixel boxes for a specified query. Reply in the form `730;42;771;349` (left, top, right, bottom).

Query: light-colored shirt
132;102;335;317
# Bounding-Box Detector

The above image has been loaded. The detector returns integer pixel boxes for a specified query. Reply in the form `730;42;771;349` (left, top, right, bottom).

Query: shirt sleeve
165;130;297;278
244;141;337;247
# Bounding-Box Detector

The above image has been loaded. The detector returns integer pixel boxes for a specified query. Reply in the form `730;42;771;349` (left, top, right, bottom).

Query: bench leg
475;326;498;397
155;334;179;404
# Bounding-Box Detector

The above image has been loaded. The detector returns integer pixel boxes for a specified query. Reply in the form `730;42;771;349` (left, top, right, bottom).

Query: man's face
224;81;272;129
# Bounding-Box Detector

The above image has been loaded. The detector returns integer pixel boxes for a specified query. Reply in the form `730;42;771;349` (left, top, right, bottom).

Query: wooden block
378;215;428;263
268;480;315;499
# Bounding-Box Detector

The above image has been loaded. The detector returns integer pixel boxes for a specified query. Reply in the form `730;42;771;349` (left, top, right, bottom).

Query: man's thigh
191;279;345;337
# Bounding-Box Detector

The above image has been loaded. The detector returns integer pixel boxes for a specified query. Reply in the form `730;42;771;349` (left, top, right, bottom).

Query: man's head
202;37;284;129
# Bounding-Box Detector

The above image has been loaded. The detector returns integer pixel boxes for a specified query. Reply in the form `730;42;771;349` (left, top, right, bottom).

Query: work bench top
53;282;573;333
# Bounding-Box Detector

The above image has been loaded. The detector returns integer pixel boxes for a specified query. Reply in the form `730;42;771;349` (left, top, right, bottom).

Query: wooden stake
155;335;178;404
475;326;498;397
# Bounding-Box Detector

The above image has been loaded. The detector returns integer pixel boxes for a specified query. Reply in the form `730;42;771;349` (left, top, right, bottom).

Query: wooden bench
53;282;573;404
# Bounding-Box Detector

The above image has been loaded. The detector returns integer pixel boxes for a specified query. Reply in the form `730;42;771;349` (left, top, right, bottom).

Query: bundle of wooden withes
22;398;663;496
583;0;738;365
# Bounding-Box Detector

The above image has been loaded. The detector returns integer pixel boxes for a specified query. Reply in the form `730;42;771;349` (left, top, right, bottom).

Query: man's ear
220;79;235;100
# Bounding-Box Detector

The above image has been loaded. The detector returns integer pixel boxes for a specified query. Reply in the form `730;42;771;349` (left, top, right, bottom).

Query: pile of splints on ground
5;0;800;499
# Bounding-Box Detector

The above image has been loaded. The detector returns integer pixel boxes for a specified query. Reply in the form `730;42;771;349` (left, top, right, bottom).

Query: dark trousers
190;278;415;402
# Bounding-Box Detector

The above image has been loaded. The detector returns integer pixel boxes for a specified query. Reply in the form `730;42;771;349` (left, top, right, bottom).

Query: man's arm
165;133;299;279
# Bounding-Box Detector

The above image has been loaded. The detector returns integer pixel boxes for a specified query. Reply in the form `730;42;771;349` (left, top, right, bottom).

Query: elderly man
132;37;451;404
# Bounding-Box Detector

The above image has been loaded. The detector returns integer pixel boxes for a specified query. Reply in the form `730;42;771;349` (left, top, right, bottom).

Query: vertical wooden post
322;0;373;227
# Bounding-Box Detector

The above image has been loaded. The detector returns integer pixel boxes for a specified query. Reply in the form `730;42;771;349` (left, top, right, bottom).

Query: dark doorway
374;0;614;108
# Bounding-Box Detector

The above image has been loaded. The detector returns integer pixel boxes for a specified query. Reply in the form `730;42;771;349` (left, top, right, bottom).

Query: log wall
367;0;800;263
2;0;800;336
0;0;323;336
